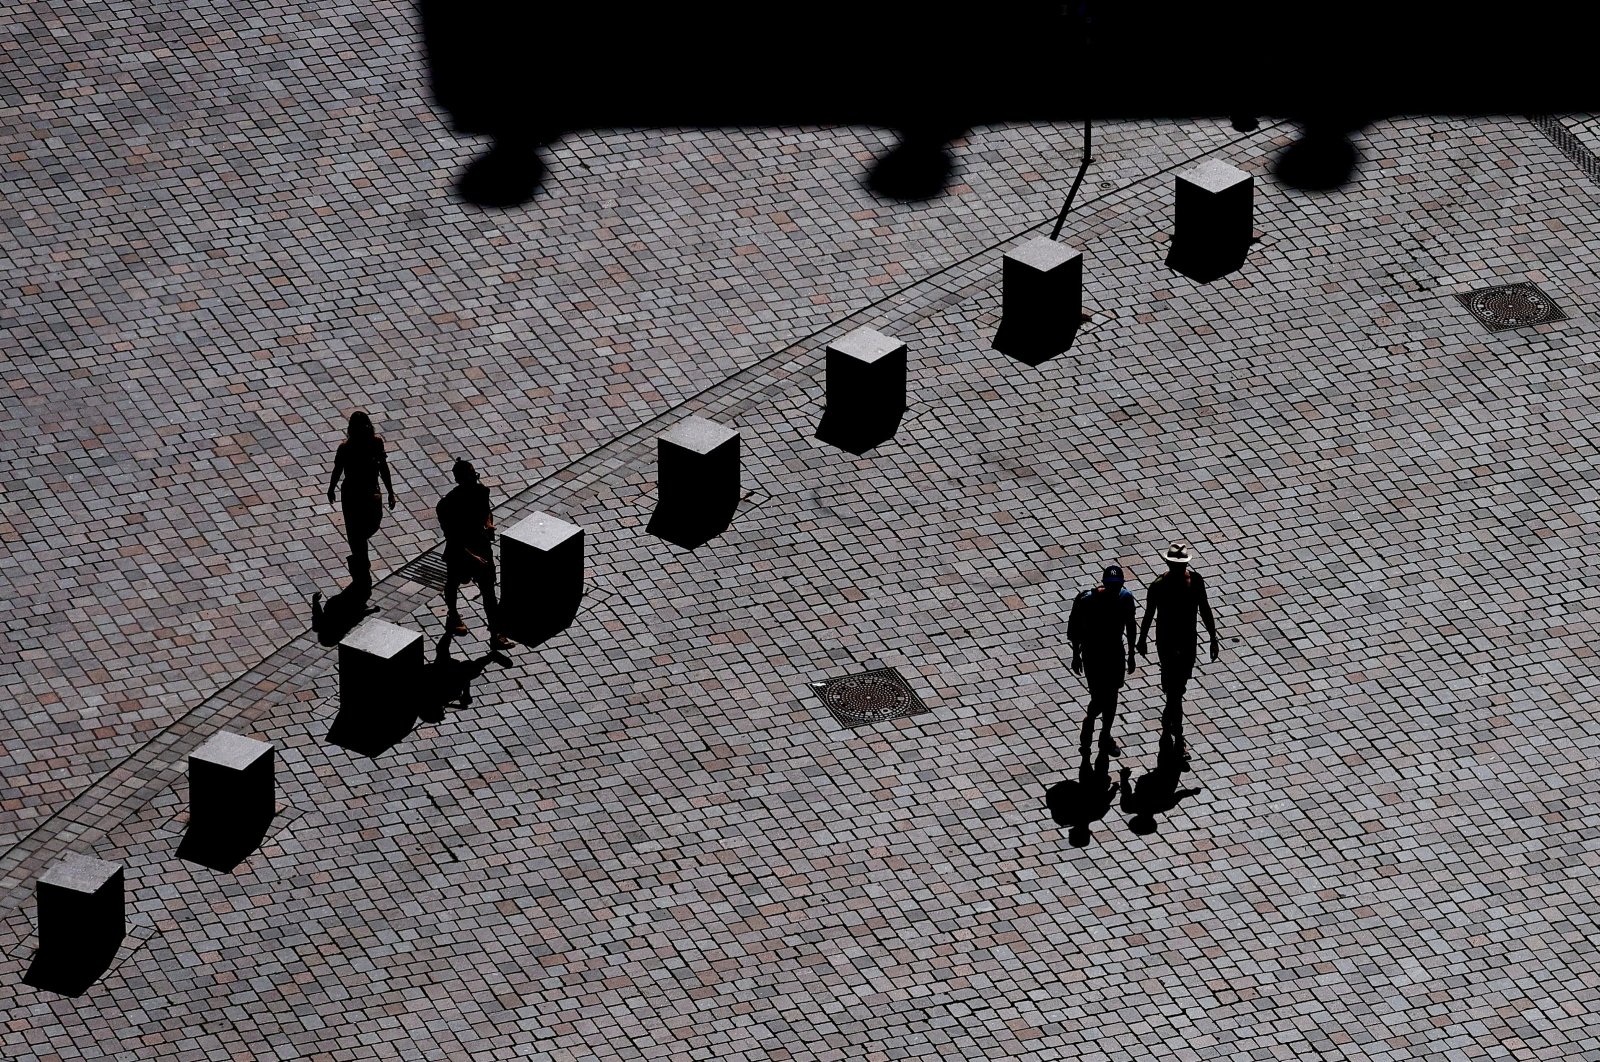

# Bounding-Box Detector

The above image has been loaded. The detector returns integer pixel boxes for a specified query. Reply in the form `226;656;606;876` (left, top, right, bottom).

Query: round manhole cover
1468;285;1558;327
821;673;913;724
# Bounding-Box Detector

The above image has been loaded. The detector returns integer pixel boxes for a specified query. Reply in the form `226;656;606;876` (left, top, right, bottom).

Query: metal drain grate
1454;282;1569;331
395;550;450;590
811;667;929;728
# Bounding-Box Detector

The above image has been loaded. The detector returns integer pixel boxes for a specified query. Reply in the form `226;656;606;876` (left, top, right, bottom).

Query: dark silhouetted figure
310;589;380;647
327;411;395;590
438;459;513;651
1119;743;1202;836
1135;541;1218;761
1068;564;1137;757
1047;748;1119;847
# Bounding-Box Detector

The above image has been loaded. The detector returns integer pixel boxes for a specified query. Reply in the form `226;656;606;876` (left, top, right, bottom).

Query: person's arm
379;441;395;509
1136;584;1155;656
1068;594;1084;673
1123;592;1137;673
327;444;344;503
1197;573;1219;660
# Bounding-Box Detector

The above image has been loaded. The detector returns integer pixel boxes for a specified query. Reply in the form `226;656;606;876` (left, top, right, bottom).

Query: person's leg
1097;686;1120;754
475;563;500;634
444;574;467;632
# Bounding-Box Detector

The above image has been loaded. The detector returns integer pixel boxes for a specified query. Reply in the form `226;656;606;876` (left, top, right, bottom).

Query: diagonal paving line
0;120;1285;914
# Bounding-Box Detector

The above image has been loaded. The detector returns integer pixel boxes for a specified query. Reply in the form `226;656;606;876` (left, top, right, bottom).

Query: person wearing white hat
1135;542;1218;756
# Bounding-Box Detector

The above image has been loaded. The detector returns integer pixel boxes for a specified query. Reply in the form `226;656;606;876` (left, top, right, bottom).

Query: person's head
347;410;375;443
1067;825;1092;848
1101;565;1124;591
1130;814;1157;836
452;458;478;485
1161;541;1192;574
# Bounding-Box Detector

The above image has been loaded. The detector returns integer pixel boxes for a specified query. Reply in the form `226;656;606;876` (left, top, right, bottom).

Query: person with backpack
326;411;396;589
1068;564;1137;757
437;459;513;651
1135;541;1219;757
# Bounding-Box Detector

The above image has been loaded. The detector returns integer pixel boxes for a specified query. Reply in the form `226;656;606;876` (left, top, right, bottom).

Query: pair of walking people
1067;542;1219;759
326;412;512;650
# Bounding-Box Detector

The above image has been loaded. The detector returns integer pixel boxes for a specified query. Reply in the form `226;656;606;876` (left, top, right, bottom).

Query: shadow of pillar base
866;142;954;201
992;319;1083;366
176;812;275;873
23;941;121;998
647;504;736;550
815;407;905;455
325;707;417;758
1165;245;1250;284
1274;133;1361;191
457;138;547;208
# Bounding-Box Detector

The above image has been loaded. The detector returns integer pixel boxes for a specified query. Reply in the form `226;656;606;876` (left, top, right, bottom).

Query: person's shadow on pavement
311;587;379;647
418;632;511;724
1046;748;1120;848
1119;742;1203;836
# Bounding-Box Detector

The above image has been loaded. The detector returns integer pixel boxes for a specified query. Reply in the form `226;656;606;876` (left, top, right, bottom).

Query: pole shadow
311;587;379;648
1046;748;1119;848
1118;742;1203;836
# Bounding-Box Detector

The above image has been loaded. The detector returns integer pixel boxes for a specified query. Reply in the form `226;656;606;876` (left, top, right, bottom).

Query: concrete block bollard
37;855;124;963
183;732;274;867
994;237;1083;362
650;416;740;547
826;326;907;421
500;511;585;642
1168;159;1253;282
338;618;424;719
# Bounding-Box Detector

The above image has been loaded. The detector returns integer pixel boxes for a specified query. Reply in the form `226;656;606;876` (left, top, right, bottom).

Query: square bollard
1169;159;1253;281
187;732;274;843
995;237;1083;360
500;511;585;641
37;855;124;961
338;618;424;719
656;416;739;515
826;326;907;420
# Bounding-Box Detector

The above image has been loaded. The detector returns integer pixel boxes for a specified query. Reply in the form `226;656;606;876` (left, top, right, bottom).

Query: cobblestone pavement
5;4;1600;1060
0;0;1248;853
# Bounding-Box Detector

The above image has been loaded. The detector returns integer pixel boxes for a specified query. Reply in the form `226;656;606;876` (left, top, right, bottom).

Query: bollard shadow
1118;742;1203;836
23;937;123;998
418;634;512;723
311;588;379;648
1046;748;1120;848
815;405;905;455
500;585;583;650
647;503;736;551
992;311;1090;367
326;696;418;758
176;807;277;874
1165;240;1256;285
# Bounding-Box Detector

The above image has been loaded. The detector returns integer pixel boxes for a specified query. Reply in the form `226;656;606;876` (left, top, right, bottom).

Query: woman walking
326;411;395;588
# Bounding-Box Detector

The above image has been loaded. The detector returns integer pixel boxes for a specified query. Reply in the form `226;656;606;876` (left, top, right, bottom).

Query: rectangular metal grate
1454;282;1570;332
395;550;451;591
811;667;930;728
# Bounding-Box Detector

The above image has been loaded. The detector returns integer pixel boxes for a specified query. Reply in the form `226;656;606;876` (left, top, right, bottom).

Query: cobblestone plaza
3;2;1600;1059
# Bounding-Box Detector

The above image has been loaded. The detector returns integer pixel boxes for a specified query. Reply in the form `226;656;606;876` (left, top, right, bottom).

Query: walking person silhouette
437;459;513;651
1068;564;1137;757
326;411;395;591
1135;542;1219;761
1119;742;1203;836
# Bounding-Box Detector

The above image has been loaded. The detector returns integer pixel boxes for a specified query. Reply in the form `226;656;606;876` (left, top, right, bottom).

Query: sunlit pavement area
3;4;1600;1059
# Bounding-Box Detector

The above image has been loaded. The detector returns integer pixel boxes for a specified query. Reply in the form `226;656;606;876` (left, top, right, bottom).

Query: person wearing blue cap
1067;564;1137;756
